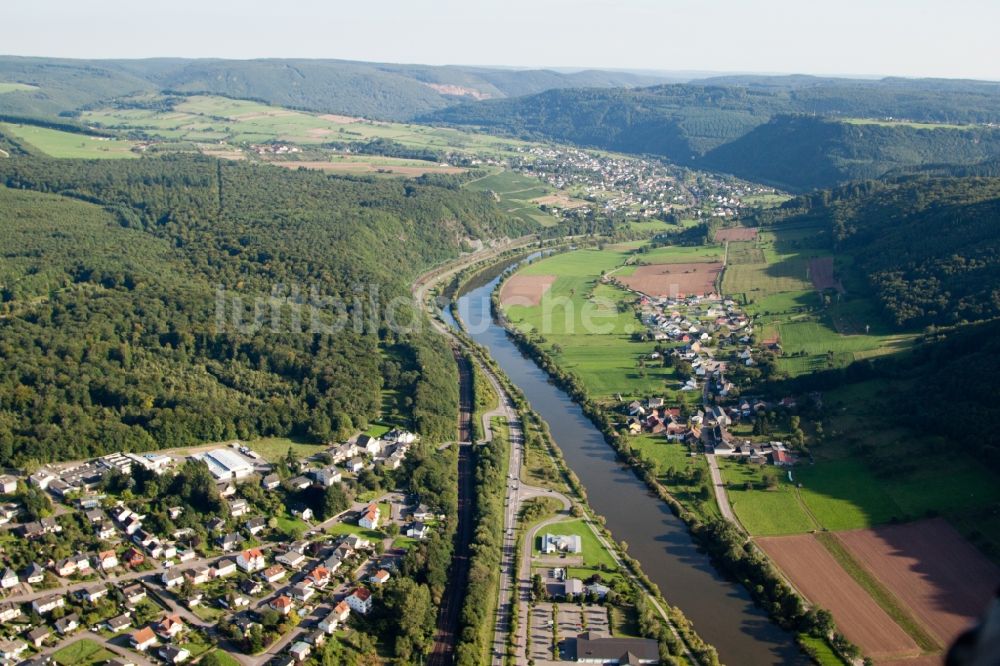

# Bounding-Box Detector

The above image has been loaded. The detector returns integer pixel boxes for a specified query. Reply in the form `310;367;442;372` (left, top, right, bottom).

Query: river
443;260;805;666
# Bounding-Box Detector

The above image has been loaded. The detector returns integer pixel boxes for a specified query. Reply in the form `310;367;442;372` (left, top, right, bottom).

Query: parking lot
529;602;554;662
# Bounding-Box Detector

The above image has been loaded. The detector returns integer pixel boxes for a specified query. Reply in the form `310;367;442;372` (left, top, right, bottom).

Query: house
369;569;391;585
0;640;27;662
205;517;226;533
123;548;145;567
277;551;306;569
290;504;313;521
358;435;383;456
27;627;50;648
237;548;266;573
0;475;16;495
586;582;611;599
122;582;146;605
168;506;184;520
332;600;351;622
406;522;429;539
229;499;249;517
311;467;342;488
105;613;132;633
345;587;372;615
96;550;118;570
0;503;20;525
21;562;44;584
345;457;365;473
307;566;331;588
32;594;65;615
155;614;185;640
77;584;108;603
183;567;210;586
54;612;79;634
159;645;191;664
627;400;646;417
96;521;116;540
161;568;184;589
217;532;243;552
213;559;237;578
245;517;267;536
261;565;287;584
574;631;660;664
131;626;158;651
771;449;793;466
291;582;314;602
0;603;20;623
323;555;343;573
542;533;583;554
270;595;294;616
412;504;433;521
0;568;17;589
358;504;380;530
289;641;312;662
287;476;312;491
343;534;369;550
305;629;327;647
318;612;340;634
53;558;77;577
261;473;281;490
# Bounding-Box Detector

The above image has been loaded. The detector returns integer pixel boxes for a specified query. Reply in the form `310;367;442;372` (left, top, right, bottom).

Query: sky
4;0;999;81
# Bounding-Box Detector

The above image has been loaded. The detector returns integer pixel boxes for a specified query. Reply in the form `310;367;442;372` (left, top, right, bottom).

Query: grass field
841;117;971;130
534;518;617;570
245;437;326;463
629;435;719;521
52;639;115;666
1;123;139;158
0;82;38;94
504;248;690;400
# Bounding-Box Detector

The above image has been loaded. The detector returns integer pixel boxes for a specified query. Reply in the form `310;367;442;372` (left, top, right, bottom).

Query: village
0;428;440;666
509;146;779;222
622;290;800;467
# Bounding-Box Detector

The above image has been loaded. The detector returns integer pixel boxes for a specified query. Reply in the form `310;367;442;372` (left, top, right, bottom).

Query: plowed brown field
837;519;1000;648
757;534;920;661
618;262;723;297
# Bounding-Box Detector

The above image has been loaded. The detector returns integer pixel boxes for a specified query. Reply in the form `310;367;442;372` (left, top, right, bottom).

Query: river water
443;261;804;666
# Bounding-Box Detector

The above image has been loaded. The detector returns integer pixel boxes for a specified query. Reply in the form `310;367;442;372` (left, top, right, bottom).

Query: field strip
814;532;941;652
791;487;822;531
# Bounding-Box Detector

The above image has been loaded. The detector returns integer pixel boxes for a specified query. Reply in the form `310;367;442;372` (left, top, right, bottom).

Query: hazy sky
5;0;999;81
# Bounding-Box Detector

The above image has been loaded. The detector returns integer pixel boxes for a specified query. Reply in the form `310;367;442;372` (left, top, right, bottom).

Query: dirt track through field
618;262;723;297
500;274;556;307
757;534;920;661
269;160;465;176
837;519;1000;648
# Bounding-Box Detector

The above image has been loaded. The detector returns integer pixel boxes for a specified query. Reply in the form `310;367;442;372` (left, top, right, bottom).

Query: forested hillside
0;56;672;121
0;156;528;467
751;176;1000;326
702;116;1000;190
423;81;1000;189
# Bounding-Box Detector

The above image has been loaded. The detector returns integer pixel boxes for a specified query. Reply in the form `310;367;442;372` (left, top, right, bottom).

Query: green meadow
1;122;139;159
0;82;38;94
504;247;692;400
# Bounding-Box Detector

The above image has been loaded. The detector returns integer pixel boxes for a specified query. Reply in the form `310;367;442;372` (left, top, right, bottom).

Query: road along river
443;260;805;666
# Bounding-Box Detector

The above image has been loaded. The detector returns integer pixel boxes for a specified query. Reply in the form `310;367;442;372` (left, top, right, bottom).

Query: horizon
6;0;1000;82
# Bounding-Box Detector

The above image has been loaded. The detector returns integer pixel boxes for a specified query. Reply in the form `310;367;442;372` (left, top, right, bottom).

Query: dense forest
749;176;1000;327
0;156;528;466
0;56;672;122
702;115;1000;191
423;83;1000;190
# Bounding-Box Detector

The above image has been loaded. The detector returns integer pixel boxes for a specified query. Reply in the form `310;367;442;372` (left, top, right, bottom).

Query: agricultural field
836;519;1000;649
502;247;691;400
0;82;38;94
269;156;465;176
82;94;534;156
756;534;922;662
0;122;139;158
617;262;723;297
723;223;917;375
465;169;562;227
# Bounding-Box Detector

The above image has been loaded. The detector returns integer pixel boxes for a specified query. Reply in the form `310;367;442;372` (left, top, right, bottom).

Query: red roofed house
345;588;372;615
